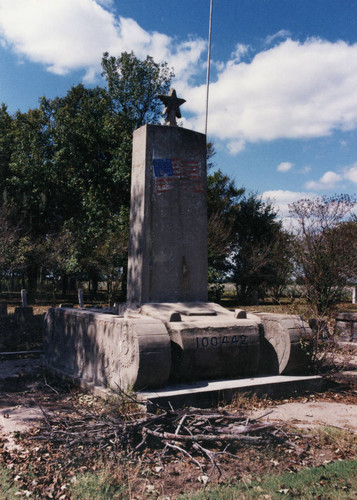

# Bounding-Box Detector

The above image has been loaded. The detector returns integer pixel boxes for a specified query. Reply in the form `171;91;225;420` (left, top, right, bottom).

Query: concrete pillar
352;286;357;304
21;289;28;307
127;124;207;304
78;289;84;308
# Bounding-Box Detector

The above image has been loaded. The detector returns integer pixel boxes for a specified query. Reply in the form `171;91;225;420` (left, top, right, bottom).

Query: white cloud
230;43;250;62
2;3;357;154
304;163;357;190
305;170;342;190
0;0;119;76
262;189;318;229
227;139;246;155
187;38;357;147
262;189;316;218
95;0;114;7
299;166;312;174
344;164;357;184
265;29;291;46
0;0;206;84
277;161;294;172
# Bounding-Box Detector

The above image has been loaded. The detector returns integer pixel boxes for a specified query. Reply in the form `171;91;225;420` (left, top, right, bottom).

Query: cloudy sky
0;0;357;218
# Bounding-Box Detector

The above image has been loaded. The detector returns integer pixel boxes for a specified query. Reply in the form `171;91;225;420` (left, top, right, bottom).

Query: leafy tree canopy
289;194;357;314
101;51;174;129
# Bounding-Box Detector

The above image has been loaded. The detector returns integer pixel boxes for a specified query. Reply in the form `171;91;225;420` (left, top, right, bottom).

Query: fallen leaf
197;475;209;484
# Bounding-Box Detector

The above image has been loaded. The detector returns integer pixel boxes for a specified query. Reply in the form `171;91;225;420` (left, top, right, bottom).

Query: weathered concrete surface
127;124;207;304
140;302;261;382
252;401;357;432
335;312;357;342
138;375;323;410
44;308;171;391
44;305;313;393
255;313;311;374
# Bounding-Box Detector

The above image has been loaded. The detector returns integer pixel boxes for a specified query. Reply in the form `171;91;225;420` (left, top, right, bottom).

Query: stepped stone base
138;375;323;411
44;303;313;394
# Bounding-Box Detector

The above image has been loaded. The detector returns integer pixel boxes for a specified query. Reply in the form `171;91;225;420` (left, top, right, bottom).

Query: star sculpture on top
158;88;186;126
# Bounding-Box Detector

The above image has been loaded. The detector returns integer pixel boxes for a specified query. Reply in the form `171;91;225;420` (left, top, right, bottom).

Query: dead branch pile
30;390;304;477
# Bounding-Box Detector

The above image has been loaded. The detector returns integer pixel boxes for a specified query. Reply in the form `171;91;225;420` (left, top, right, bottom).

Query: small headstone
21;289;28;307
14;306;33;323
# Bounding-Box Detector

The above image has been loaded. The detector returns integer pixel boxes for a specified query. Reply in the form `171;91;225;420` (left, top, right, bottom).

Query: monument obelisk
127;89;207;303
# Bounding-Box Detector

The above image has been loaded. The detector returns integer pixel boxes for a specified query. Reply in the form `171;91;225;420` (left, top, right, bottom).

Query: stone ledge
138;375;323;411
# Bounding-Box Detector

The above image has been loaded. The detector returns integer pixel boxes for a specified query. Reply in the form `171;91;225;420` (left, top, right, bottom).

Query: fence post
78;289;84;309
21;289;28;307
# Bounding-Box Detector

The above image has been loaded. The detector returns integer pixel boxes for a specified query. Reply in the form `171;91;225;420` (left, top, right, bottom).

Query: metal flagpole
205;0;213;137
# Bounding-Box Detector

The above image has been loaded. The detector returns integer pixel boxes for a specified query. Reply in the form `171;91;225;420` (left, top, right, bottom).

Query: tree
101;51;174;129
0;51;174;297
207;169;244;275
40;84;132;295
5;107;52;292
206;158;294;305
0;103;13;190
205;142;245;301
230;194;284;304
266;229;295;302
0;206;22;291
289;194;357;315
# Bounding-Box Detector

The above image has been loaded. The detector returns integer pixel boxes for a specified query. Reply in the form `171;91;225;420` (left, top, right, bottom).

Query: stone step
138;375;323;411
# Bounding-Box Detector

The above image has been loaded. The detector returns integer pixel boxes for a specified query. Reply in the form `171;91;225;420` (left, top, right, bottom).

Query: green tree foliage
0;103;13;189
0;52;173;299
206;154;293;305
101;51;173;129
4;107;52;291
0;206;23;289
207;169;244;273
289;194;357;314
267;229;295;302
230;194;288;304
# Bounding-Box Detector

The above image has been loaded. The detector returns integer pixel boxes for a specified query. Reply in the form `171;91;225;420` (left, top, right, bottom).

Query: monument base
44;303;312;394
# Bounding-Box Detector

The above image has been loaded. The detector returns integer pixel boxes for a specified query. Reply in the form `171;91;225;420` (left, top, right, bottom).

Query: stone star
158;88;186;126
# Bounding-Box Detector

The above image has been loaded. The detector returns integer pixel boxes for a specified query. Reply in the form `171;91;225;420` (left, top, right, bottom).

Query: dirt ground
1;351;357;498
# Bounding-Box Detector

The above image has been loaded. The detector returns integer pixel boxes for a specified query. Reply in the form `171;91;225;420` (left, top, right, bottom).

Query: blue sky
1;0;357;220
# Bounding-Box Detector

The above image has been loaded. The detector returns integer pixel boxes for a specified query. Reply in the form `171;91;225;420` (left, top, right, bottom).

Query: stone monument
127;124;207;303
44;89;312;395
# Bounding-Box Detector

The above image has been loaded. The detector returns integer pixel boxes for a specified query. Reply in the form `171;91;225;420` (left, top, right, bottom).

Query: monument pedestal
44;303;311;392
